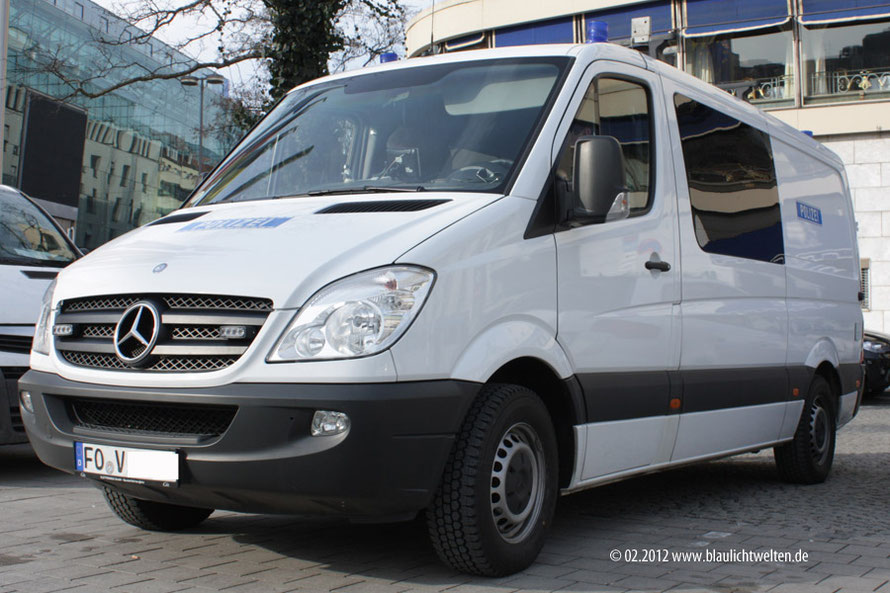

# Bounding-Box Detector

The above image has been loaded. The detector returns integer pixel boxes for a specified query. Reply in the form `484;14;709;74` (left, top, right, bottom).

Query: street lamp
180;73;225;176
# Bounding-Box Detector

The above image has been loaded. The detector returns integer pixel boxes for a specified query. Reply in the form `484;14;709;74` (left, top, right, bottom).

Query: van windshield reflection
187;58;569;206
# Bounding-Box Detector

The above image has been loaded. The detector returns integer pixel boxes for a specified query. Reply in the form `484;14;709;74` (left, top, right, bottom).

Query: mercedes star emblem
113;301;161;365
153;263;168;274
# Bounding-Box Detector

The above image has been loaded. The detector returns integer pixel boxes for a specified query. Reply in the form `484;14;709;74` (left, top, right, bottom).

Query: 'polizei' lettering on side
796;201;822;225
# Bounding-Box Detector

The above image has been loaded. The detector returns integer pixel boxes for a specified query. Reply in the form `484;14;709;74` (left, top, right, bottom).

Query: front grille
61;351;238;372
81;325;115;339
55;293;273;373
0;334;33;354
9;405;23;433
63;294;273;313
2;368;29;382
64;296;139;312
163;295;272;312
68;398;237;438
172;326;222;340
3;368;28;434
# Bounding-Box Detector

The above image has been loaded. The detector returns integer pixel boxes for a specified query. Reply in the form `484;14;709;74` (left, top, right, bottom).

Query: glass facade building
3;0;233;249
415;0;890;111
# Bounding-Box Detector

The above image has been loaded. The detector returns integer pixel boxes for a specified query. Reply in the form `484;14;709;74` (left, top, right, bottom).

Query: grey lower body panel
19;370;479;519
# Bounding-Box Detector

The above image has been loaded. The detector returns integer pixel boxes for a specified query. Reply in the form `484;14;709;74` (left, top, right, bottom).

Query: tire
426;383;558;576
774;375;836;484
102;486;213;531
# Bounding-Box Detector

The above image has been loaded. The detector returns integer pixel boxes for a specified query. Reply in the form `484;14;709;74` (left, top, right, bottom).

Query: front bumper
864;353;890;393
19;370;478;519
1;367;29;445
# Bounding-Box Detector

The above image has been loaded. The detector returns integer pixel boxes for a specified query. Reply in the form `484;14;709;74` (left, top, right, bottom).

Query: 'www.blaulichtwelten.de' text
610;548;809;564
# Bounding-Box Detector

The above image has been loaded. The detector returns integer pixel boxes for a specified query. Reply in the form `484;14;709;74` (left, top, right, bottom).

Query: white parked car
0;185;79;445
19;43;862;576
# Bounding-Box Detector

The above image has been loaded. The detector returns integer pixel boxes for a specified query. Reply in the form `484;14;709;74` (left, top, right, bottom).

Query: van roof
289;43;618;91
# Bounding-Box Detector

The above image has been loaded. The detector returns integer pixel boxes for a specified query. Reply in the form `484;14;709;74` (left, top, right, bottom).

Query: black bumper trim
19;370;480;519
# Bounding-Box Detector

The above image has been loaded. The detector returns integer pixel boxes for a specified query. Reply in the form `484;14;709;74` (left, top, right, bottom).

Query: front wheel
102;486;213;531
774;375;836;484
426;383;558;576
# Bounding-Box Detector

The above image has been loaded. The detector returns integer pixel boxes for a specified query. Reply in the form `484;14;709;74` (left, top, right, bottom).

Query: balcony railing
716;75;794;104
808;69;890;98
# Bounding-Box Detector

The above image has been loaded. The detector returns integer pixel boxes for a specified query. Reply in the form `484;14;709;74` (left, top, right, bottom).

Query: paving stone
3;402;890;592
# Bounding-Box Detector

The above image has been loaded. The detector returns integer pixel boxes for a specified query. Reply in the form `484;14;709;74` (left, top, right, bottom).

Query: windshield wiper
305;185;426;197
0;257;71;268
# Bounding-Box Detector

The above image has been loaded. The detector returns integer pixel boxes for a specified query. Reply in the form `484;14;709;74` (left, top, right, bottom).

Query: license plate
75;442;178;485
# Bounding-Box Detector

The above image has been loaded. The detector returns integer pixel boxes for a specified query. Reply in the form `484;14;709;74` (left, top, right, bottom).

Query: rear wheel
102;486;213;531
426;383;558;576
774;375;836;484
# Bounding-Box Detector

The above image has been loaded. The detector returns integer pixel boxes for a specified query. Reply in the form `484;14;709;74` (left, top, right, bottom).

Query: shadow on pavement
179;445;890;588
0;442;89;487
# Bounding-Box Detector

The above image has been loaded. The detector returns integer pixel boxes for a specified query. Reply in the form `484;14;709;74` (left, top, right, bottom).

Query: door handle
645;260;671;272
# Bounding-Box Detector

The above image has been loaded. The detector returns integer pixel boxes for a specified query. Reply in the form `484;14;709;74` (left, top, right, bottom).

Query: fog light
20;391;34;414
53;324;74;337
311;410;350;437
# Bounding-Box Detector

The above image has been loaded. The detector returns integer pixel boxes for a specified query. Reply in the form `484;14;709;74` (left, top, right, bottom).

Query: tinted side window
557;76;653;217
673;94;784;264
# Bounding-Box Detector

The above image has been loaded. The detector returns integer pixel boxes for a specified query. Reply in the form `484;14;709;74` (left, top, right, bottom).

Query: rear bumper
19;370;478;519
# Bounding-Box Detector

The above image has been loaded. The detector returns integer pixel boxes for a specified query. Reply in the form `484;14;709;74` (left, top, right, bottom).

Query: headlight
32;279;57;355
268;266;435;362
864;340;887;353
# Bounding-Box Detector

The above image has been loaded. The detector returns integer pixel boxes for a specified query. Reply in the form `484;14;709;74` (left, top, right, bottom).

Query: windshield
0;190;77;267
186;58;569;206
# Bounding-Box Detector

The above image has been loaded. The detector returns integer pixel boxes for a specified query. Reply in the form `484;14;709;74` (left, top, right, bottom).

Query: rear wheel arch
814;361;842;419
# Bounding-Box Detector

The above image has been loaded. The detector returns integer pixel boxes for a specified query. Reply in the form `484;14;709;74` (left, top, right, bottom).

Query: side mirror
565;135;629;225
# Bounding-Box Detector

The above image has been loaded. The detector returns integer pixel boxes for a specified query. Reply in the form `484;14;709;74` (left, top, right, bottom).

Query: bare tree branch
18;0;407;127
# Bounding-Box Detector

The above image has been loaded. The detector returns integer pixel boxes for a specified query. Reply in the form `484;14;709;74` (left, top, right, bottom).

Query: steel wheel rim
809;396;831;465
489;422;546;544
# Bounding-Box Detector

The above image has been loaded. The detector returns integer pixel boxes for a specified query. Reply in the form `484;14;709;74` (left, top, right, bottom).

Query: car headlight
864;340;887;353
268;266;435;362
32;279;57;355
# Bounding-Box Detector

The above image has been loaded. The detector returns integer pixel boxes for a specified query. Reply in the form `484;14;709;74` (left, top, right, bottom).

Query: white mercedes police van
20;43;862;576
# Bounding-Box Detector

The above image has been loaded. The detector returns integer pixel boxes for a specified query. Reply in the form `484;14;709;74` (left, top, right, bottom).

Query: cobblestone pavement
2;395;890;593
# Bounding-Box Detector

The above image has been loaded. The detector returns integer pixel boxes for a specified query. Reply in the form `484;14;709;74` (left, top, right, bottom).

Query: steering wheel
447;160;511;184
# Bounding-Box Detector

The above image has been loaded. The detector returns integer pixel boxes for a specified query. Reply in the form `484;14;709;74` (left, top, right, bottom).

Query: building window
494;16;575;47
120;164;130;187
684;29;794;106
111;197;122;222
74;2;84;19
861;260;871;310
90;154;100;177
99;17;109;33
682;0;794;106
673;94;784;264
801;19;890;104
